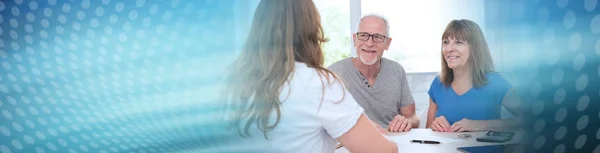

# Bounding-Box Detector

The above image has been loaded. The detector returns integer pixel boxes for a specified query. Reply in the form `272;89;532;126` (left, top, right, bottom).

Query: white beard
359;54;378;65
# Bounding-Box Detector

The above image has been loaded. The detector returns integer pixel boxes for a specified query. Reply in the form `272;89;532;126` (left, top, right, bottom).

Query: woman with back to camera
221;0;397;153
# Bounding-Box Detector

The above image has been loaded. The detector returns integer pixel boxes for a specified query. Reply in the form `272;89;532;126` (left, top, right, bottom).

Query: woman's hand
430;116;452;132
451;118;487;132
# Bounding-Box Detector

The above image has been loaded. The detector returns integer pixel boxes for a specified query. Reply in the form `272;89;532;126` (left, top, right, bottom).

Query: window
313;0;352;67
240;0;353;67
361;0;485;73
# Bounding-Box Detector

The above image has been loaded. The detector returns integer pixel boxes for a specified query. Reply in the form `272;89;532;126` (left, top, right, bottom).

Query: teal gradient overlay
0;0;247;152
484;0;600;152
2;0;598;152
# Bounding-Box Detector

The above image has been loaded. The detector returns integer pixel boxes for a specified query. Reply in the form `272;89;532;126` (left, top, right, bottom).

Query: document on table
385;134;463;144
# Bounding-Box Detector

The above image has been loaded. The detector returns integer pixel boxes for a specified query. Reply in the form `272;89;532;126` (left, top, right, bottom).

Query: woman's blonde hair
223;0;343;139
440;19;495;88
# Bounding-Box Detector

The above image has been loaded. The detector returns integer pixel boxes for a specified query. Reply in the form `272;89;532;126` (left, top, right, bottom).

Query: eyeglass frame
355;32;388;43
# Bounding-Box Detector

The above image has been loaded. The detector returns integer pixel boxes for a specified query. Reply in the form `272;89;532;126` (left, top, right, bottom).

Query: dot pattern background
2;0;600;152
1;0;238;152
485;0;600;152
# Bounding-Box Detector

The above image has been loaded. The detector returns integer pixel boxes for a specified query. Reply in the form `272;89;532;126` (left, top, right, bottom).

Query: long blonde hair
440;19;494;88
223;0;343;139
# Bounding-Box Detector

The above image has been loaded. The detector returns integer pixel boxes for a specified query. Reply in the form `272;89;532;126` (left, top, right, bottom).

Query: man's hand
430;116;452;132
451;118;486;132
388;115;412;132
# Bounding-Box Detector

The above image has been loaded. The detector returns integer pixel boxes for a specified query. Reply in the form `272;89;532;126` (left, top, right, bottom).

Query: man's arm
387;65;420;131
398;65;418;128
387;103;419;132
399;103;419;128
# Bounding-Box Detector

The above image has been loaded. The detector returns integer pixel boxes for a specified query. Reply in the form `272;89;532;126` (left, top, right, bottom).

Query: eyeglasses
410;140;441;144
355;32;388;43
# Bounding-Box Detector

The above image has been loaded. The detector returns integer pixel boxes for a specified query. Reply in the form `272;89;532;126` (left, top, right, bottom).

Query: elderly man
329;14;419;132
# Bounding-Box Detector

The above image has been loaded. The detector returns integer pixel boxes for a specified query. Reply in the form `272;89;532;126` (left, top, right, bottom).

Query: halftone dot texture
1;0;240;152
485;0;600;152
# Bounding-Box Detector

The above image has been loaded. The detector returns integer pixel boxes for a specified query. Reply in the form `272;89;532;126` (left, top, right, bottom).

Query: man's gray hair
357;13;390;36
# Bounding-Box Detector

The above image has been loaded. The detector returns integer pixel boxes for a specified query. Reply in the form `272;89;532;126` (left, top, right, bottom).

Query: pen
411;140;441;144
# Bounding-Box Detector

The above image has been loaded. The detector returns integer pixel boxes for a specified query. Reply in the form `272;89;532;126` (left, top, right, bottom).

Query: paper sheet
385;134;463;144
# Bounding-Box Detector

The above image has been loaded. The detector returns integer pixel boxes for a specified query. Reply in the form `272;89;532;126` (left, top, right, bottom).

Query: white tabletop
335;129;524;153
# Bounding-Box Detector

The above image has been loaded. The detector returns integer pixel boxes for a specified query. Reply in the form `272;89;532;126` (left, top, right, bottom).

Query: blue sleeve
427;76;441;103
488;73;512;101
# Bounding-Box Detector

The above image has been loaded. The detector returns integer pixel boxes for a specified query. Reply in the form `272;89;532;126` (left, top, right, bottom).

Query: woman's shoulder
485;72;512;89
428;75;445;90
381;58;407;74
485;72;508;83
293;62;343;88
431;75;443;84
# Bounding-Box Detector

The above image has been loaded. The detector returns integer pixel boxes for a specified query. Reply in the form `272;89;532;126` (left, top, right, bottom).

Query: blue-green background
1;0;599;152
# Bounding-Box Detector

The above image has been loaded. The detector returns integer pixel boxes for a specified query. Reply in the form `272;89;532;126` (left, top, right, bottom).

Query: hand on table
431;117;487;132
450;118;486;132
388;115;412;132
430;116;452;132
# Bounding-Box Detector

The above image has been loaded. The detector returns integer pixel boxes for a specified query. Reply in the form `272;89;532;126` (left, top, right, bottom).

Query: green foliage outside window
317;2;351;67
317;1;403;67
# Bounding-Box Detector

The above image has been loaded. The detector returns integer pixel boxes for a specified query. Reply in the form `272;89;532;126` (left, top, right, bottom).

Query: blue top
427;72;512;125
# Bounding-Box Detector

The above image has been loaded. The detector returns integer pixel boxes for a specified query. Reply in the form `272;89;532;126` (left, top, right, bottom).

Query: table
335;129;524;153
